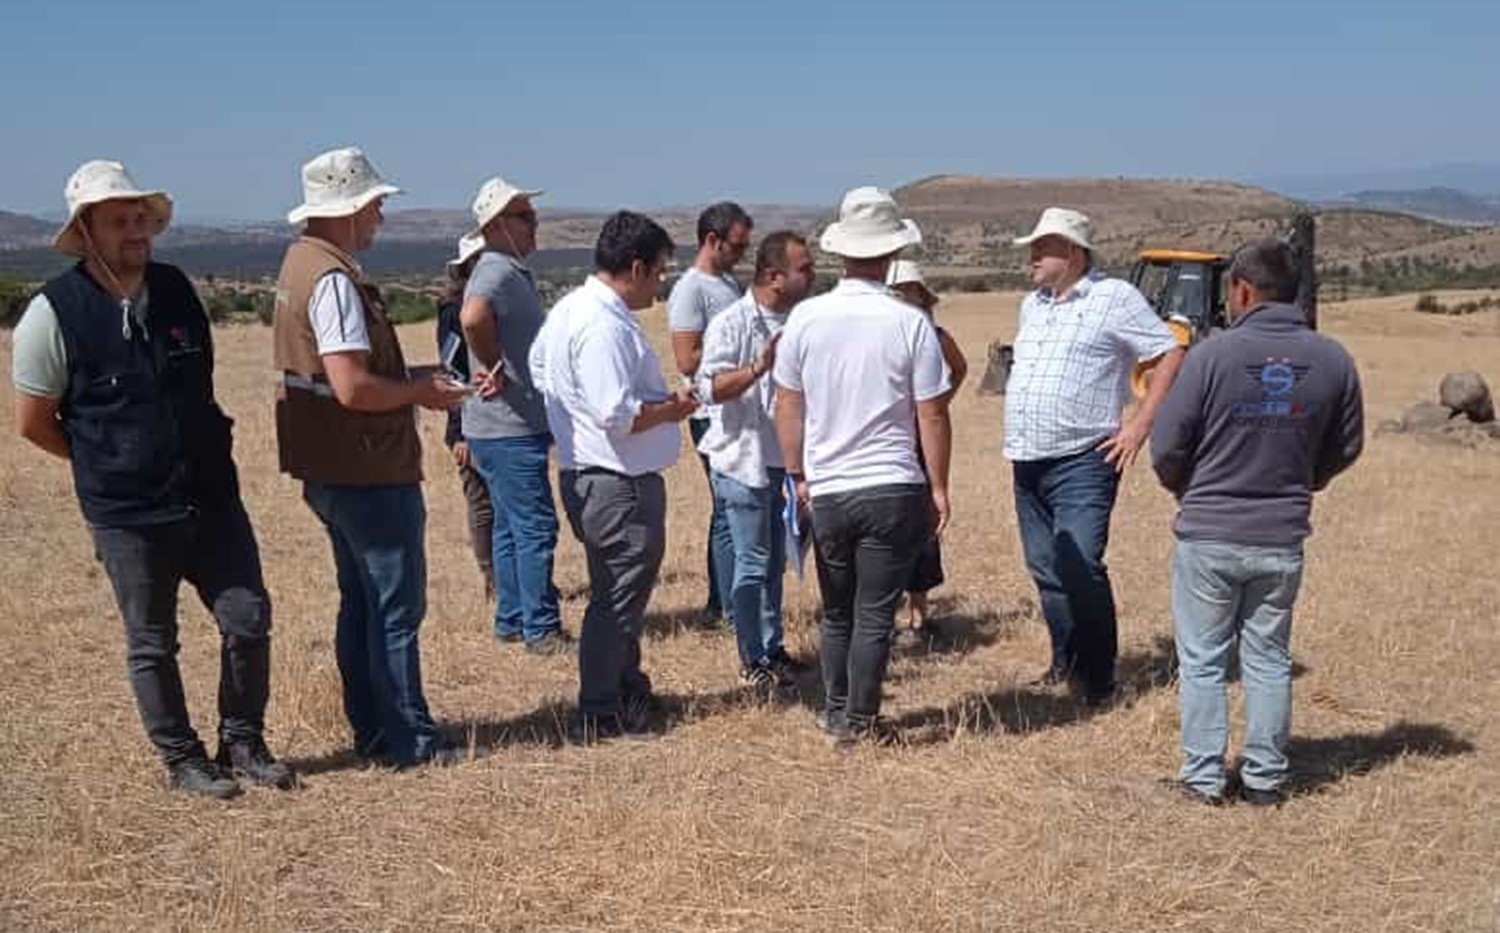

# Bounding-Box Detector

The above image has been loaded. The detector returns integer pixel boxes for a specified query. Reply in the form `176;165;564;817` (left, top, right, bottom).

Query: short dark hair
1229;237;1300;303
754;230;808;281
697;201;752;246
594;211;675;276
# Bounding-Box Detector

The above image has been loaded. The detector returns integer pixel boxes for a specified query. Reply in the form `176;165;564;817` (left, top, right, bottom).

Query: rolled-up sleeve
911;315;953;402
1113;285;1179;362
574;321;643;435
697;311;743;403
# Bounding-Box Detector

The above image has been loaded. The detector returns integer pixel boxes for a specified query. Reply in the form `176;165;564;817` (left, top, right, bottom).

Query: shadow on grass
284;684;762;777
891;635;1180;745
1285;722;1475;795
891;595;1033;662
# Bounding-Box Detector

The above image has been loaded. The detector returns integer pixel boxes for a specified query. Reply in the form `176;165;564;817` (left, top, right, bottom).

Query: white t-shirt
309;272;371;355
772;278;951;498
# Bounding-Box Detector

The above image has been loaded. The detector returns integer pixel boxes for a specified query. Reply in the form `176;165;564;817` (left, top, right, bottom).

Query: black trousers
92;501;272;766
811;484;932;727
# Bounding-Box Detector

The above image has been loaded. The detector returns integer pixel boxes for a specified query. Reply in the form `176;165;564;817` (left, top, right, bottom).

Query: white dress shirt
695;292;787;489
772;278;950;498
530;275;681;476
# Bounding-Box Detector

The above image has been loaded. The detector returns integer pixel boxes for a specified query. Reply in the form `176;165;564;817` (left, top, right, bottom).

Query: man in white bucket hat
773;186;953;746
12;160;292;798
458;176;569;655
1004;207;1184;705
272;147;468;767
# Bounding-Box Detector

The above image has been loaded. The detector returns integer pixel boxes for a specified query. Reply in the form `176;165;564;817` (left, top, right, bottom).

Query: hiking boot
169;756;242;800
217;738;297;790
494;630;524;645
524;631;575;656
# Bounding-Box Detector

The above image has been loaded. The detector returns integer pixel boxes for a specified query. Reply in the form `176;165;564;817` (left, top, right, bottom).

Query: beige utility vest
272;236;422;486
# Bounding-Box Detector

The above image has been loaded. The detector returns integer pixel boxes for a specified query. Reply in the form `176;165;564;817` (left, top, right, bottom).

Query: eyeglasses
500;210;539;226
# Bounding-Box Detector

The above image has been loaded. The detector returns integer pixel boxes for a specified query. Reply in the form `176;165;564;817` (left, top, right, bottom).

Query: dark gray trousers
811;484;932;728
559;469;666;716
92;501;272;766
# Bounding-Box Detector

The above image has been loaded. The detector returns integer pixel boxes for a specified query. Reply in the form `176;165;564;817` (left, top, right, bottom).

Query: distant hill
0;210;58;249
3;180;1497;289
1326;187;1500;225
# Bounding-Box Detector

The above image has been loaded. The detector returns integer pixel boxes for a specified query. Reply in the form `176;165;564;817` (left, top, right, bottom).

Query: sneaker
766;648;806;678
216;738;297;790
524;631;575;656
1176;781;1227;807
847;717;902;748
169;756;242;800
741;663;777;695
816;707;850;739
573;712;649;744
1239;785;1287;807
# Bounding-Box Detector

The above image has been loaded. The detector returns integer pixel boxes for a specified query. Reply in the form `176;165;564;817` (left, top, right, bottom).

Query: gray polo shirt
461;250;549;439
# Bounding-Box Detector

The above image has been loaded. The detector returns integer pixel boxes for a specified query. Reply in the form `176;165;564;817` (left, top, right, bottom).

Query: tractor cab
1127;249;1230;398
1129;249;1230;341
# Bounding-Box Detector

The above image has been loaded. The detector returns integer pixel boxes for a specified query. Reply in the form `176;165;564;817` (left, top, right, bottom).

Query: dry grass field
1;289;1498;932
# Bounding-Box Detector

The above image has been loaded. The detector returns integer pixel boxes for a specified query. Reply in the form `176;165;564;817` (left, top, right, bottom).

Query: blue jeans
710;469;787;669
468;434;562;642
302;482;436;765
1172;538;1304;796
1013;447;1121;692
690;418;736;620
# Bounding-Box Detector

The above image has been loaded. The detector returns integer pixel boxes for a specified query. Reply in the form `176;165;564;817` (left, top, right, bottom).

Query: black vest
44;262;237;527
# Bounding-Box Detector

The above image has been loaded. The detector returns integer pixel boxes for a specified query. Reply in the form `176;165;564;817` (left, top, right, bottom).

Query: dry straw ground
1;290;1498;932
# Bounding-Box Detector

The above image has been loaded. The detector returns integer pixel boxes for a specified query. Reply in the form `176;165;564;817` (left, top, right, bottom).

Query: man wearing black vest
12;160;293;799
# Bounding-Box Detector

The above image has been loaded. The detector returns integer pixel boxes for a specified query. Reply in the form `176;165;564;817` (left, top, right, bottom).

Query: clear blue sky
4;0;1496;220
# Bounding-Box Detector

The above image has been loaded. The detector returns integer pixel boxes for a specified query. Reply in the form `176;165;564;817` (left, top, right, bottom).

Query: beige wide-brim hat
468;175;543;239
446;232;486;271
887;259;937;301
819;186;922;259
1013;206;1095;251
53;160;173;256
287;147;402;224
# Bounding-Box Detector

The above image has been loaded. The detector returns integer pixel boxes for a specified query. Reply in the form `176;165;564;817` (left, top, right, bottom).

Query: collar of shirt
482;248;533;278
582;274;638;327
1036;270;1105;305
832;277;894;298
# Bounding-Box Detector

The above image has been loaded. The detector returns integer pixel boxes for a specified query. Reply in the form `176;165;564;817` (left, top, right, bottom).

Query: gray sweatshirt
1150;302;1364;545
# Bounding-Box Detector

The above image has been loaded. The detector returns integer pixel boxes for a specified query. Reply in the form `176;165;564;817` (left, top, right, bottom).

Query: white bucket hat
446;232;486;272
287;147;401;224
1013;207;1095;251
887;259;928;289
469;176;543;238
819;186;921;259
53;160;173;256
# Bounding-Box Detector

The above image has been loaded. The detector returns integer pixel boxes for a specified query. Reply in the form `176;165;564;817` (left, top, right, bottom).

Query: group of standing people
12;148;1362;807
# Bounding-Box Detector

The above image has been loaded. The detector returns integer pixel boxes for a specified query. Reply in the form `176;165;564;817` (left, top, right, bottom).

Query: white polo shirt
529;275;681;476
1004;273;1178;462
772;278;951;498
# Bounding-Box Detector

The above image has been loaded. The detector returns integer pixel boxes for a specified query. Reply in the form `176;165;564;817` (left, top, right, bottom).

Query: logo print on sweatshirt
1233;358;1316;424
